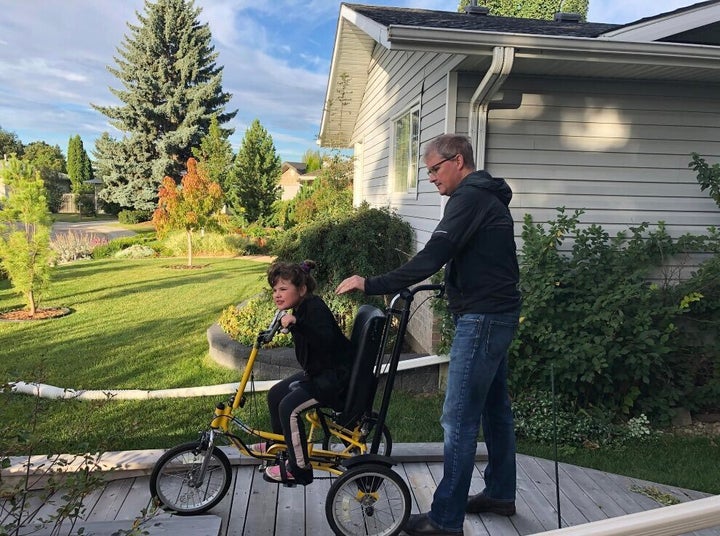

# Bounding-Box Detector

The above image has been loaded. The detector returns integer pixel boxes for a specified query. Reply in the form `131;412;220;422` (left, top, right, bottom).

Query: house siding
353;65;720;353
350;47;466;353
457;73;720;281
476;75;720;236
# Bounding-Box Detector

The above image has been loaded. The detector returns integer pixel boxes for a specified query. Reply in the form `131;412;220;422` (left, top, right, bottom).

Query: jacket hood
460;170;513;206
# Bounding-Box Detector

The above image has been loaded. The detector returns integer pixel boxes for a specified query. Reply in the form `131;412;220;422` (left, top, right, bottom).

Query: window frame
389;103;420;195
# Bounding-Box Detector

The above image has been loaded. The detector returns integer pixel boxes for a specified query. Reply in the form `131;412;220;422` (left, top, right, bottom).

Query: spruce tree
92;0;236;211
192;115;234;195
231;119;281;223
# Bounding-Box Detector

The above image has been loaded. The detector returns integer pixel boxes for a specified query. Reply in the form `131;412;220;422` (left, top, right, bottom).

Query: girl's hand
280;313;296;330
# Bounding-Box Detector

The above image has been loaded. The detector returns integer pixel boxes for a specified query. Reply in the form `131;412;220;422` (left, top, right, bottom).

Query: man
335;134;521;535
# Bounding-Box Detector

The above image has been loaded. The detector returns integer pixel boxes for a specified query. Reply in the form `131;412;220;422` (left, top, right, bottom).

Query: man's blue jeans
429;310;519;531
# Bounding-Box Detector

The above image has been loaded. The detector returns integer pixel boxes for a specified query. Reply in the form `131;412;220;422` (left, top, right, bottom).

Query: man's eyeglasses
427;154;458;177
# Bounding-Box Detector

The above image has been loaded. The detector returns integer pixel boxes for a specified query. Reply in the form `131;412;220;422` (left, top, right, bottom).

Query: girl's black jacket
288;294;353;409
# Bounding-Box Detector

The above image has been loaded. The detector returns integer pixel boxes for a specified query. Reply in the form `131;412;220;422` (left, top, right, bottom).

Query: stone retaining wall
207;323;444;394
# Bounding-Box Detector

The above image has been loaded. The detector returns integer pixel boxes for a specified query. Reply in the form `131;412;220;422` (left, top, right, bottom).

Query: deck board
8;446;719;536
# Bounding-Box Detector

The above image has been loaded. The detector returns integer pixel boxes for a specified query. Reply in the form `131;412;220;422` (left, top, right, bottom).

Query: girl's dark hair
267;259;317;294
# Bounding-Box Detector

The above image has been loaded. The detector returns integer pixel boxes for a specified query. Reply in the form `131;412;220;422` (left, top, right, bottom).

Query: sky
0;0;701;163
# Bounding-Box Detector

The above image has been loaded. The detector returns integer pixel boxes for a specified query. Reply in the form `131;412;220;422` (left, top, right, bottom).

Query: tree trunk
27;290;36;317
186;230;193;267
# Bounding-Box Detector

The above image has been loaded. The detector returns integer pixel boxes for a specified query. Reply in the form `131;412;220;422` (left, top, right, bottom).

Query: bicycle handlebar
258;309;286;344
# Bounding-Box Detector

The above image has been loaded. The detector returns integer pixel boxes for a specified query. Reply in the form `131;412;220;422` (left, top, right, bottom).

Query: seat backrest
336;304;386;426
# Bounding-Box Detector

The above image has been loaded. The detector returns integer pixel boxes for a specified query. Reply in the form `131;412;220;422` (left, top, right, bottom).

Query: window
391;105;420;193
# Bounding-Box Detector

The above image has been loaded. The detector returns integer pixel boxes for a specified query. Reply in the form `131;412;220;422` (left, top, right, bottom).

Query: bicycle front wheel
325;463;410;536
149;441;232;515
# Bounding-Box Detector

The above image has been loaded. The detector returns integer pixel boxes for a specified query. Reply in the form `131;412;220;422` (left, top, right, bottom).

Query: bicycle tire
149;441;232;515
325;463;410;536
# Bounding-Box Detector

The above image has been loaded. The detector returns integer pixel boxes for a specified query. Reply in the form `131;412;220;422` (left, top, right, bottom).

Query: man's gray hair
423;134;475;169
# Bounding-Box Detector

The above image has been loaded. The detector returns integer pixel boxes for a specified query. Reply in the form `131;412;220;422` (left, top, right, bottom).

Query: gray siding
477;75;720;239
351;48;466;353
352;46;466;249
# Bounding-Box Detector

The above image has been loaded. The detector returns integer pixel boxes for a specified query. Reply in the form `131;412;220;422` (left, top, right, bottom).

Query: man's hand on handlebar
335;275;366;295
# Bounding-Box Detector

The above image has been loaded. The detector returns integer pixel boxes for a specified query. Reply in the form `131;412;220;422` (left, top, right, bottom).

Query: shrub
51;231;108;263
512;390;658;449
91;235;162;259
667;248;720;414
510;208;720;423
161;230;249;257
272;204;413;289
114;244;156;259
118;209;153;224
218;291;293;348
222;204;413;346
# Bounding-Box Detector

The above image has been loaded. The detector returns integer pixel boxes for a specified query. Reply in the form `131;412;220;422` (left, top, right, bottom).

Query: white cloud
0;0;704;162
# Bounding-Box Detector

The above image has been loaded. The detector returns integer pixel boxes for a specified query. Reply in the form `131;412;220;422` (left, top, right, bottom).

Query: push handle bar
391;283;445;308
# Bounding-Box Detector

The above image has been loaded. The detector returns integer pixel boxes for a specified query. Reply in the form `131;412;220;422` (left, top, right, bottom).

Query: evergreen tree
231;119;281;223
302;149;324;173
66;135;94;194
92;0;236;211
192;115;234;195
458;0;589;20
0;157;53;316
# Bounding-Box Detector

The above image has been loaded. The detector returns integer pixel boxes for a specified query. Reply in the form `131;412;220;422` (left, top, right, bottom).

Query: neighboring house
318;1;720;354
280;162;317;200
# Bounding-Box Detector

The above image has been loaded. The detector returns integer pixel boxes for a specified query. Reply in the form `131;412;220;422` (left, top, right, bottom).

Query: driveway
51;219;136;241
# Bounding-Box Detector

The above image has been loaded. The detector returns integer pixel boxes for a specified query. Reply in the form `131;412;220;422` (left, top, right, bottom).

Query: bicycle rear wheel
325;463;410;536
149;441;232;515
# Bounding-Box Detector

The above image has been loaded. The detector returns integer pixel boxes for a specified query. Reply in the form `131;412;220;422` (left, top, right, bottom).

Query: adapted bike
149;284;444;536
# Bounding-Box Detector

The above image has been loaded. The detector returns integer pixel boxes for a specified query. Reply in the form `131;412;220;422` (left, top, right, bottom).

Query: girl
262;260;353;484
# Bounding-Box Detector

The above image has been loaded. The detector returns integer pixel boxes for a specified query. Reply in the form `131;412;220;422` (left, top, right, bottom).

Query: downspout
468;46;515;169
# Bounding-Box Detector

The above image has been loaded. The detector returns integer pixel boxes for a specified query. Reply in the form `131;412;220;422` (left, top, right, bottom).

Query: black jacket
365;170;521;314
288;295;353;409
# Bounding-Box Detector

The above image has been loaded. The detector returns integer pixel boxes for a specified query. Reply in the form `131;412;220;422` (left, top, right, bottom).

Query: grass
1;257;719;495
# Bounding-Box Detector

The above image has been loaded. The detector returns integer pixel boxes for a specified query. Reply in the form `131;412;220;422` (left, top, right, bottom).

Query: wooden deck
13;445;720;536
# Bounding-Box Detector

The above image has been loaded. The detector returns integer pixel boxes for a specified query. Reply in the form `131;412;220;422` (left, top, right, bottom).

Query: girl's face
271;277;305;310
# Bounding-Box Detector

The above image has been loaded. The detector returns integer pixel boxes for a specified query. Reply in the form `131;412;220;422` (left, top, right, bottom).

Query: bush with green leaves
91;235;163;259
160;230;249;257
0;157;54;316
272;203;413;290
219;204;413;345
666;240;720;415
512;389;658;449
511;208;720;422
117;209;153;224
218;291;293;348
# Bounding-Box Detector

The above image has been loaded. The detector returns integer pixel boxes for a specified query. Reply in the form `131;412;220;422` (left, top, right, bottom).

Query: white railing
530;495;720;536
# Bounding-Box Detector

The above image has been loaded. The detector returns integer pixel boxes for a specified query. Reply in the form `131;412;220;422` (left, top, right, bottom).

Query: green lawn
1;257;266;389
1;257;718;495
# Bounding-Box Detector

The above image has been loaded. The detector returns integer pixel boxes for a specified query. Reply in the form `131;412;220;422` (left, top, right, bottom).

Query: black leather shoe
403;513;463;535
465;493;516;516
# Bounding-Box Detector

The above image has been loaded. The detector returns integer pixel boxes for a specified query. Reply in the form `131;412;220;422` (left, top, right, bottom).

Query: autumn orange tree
152;157;223;267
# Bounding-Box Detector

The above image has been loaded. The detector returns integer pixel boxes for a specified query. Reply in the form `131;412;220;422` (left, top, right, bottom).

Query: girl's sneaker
263;463;313;485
